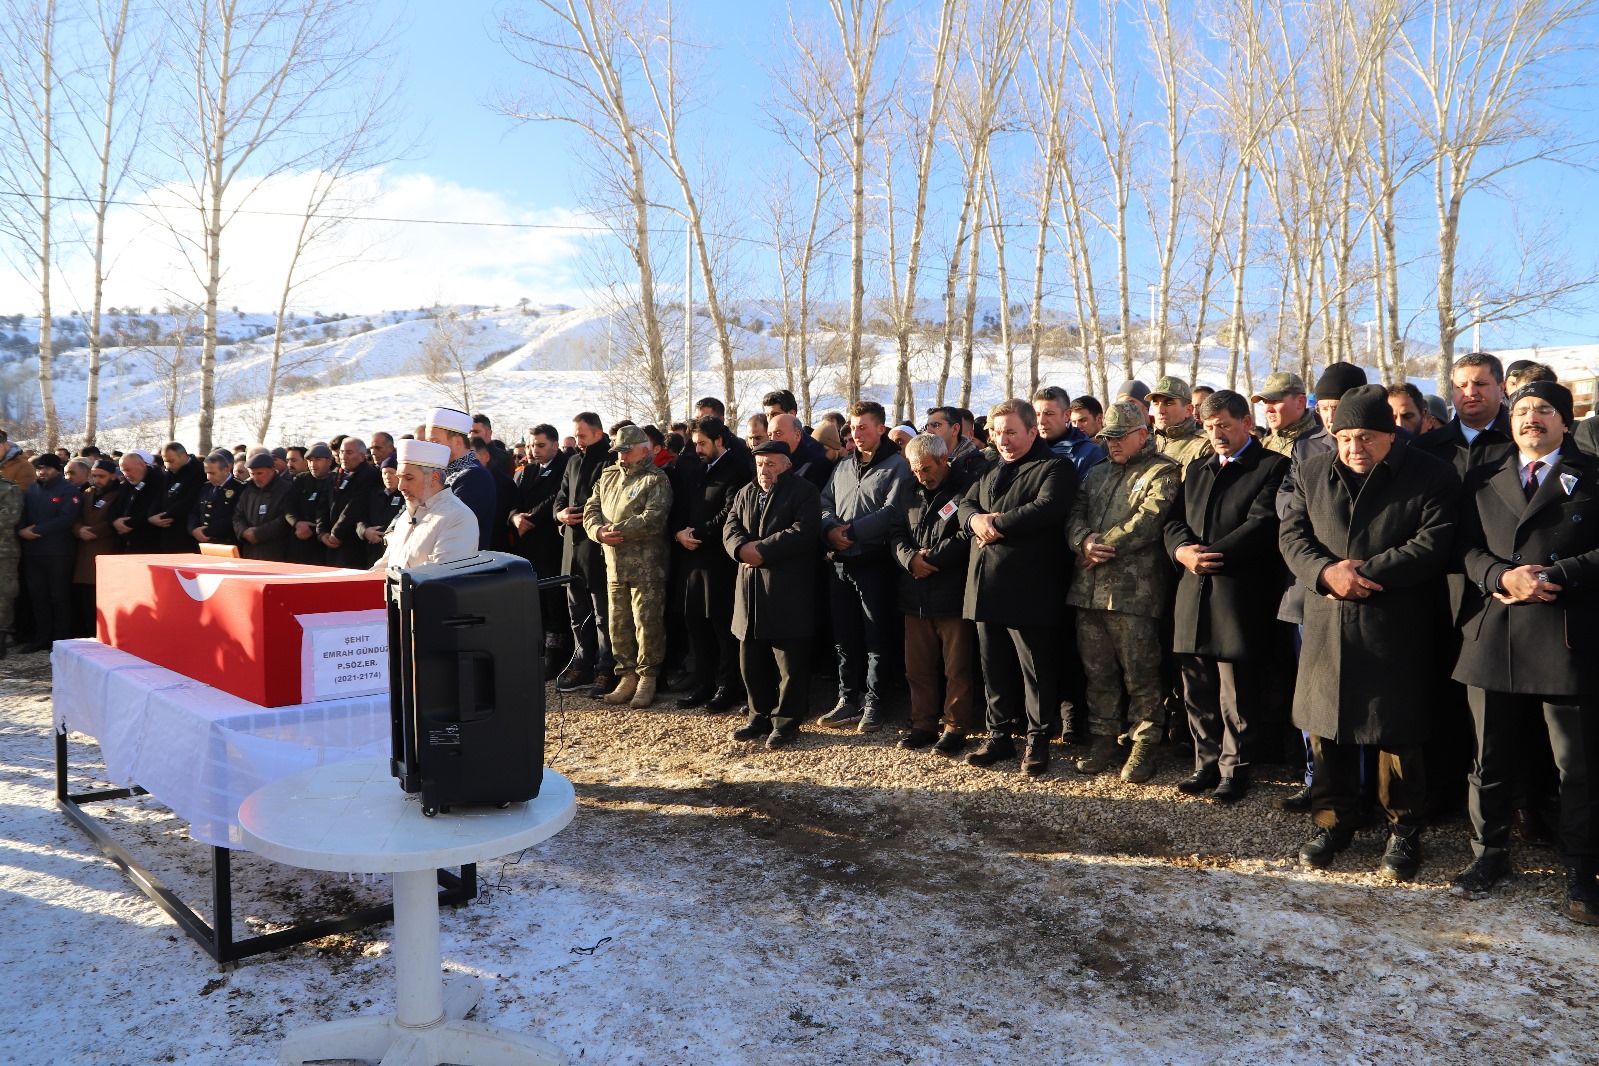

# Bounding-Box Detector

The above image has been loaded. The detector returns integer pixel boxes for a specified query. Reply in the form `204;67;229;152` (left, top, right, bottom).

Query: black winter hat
1330;384;1397;434
31;452;63;470
751;440;791;458
1509;380;1574;428
1313;362;1368;401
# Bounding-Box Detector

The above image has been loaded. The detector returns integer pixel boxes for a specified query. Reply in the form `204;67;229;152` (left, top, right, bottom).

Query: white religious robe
370;487;479;570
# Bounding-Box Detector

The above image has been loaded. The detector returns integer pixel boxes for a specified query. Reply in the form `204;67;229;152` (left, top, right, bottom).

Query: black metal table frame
55;729;477;970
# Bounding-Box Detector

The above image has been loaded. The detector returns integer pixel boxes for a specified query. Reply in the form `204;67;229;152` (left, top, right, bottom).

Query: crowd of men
5;354;1599;926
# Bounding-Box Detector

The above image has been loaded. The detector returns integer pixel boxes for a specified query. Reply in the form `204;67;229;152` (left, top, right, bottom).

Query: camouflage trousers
607;580;666;678
1077;608;1167;742
0;552;16;633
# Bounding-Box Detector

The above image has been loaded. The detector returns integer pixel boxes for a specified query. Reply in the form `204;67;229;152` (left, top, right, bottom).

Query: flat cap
306;443;334;460
247;452;276;470
1114;380;1152;404
1424;394;1450;424
752;440;791;457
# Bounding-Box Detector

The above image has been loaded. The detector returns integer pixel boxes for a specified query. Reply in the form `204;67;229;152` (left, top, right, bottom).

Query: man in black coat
1165;390;1289;803
670;416;753;710
1280;385;1461;880
510;425;570;667
553;412;615;699
111;450;167;553
1415;351;1515;477
358;457;405;567
957;398;1079;775
1449;381;1599;923
470;438;517;552
151;442;206;552
723;440;821;748
234;454;296;561
186;452;243;547
318;437;382;568
15;453;81;651
890;433;976;755
287;443;335;565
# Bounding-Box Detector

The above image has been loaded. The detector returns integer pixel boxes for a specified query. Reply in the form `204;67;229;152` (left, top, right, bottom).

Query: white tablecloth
52;639;390;848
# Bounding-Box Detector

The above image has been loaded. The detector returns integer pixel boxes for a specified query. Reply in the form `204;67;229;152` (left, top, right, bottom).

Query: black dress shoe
898;728;939;750
1379;824;1423;881
1212;773;1250;805
674;686;715;710
765;730;799;750
1177;766;1221;795
964;734;1016;768
931;730;967;757
1564;868;1599;925
732;722;773;742
1275;784;1313;812
705;686;743;712
1022;737;1049;776
1298;825;1354;869
1449;853;1509;899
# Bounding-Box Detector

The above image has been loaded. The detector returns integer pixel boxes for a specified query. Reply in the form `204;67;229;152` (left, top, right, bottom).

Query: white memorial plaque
298;609;389;703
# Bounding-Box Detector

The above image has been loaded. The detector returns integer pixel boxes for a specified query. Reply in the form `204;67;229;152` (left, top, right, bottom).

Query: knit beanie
1313;362;1368;401
1509;380;1574;428
1329;384;1397;434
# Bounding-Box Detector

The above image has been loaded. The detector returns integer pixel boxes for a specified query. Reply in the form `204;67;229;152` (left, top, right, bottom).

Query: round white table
238;757;576;1066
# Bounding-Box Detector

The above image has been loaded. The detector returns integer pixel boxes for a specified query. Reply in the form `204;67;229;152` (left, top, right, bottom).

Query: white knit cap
396;439;451;469
425;407;473;436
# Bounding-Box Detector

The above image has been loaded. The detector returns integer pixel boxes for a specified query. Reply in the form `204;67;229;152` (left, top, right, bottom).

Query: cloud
0;168;595;316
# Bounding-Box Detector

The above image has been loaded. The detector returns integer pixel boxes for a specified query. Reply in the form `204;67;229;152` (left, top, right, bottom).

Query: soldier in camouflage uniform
1252;371;1319;458
0;471;21;658
583;424;673;708
1149;376;1212;477
1067;401;1182;783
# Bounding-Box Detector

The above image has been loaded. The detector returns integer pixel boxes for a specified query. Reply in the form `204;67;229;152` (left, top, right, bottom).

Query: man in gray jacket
817;400;914;734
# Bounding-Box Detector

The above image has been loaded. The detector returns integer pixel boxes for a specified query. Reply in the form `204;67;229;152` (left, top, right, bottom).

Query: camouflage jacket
1066;441;1181;617
583;457;672;582
1263;408;1319;458
1155;417;1212;477
0;475;21;557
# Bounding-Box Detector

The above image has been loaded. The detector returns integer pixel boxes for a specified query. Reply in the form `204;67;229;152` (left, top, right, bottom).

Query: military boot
1120;738;1160;784
1074;735;1122;774
629;676;658;709
605;672;639;704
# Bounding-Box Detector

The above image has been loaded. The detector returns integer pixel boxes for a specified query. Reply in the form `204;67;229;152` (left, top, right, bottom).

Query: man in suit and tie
1450;380;1599;924
1165;390;1290;803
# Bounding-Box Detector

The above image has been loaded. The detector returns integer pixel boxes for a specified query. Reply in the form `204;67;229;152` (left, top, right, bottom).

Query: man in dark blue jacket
16;453;81;651
1033;386;1106;479
426;406;496;550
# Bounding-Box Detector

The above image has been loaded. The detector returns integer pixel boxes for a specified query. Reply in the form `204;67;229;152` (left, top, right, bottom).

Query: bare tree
501;0;673;424
1132;0;1192;376
790;0;894;403
1018;0;1074;396
415;307;475;413
1393;0;1596;384
158;0;395;454
0;0;60;448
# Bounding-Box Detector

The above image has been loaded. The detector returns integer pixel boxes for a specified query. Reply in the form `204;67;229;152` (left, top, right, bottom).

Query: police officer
1068;401;1182;783
188;451;243;546
583;424;673;709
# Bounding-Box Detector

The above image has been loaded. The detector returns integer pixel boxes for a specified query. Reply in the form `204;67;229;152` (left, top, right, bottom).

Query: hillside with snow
0;299;1477;450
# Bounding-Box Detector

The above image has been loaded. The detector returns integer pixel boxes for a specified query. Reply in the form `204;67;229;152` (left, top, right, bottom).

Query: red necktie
1525;460;1544;502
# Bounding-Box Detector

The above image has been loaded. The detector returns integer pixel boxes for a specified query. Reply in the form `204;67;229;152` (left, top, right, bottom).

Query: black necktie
1525;461;1544;503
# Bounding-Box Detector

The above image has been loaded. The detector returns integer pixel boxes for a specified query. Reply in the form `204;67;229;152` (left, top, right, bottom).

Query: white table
239;757;577;1066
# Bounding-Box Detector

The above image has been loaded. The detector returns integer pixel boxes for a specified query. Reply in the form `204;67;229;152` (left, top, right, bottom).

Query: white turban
396;439;451;469
425;407;473;436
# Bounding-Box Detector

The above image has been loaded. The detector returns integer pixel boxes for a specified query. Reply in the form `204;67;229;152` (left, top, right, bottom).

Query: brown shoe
1513;808;1556;845
1022;737;1049;776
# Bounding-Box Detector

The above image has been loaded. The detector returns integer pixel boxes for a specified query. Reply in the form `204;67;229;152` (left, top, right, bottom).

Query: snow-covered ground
5;648;1599;1065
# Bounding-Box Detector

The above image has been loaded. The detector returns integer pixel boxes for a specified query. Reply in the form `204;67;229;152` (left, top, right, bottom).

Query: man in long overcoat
723;441;821;748
670;415;752;710
958;398;1079;775
553;413;614;699
510;425;569;669
1280;385;1460;880
1450;381;1599;923
1165;390;1288;803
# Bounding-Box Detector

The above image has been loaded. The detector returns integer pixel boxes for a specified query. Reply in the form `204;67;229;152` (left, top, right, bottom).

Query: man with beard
1450;381;1599;923
670;416;752;711
371;440;479;569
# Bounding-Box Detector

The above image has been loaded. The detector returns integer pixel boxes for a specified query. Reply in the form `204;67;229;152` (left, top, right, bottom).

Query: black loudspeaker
387;551;544;815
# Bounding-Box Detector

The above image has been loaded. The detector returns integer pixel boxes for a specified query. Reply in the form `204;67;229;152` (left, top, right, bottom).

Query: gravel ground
3;646;1599;1065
